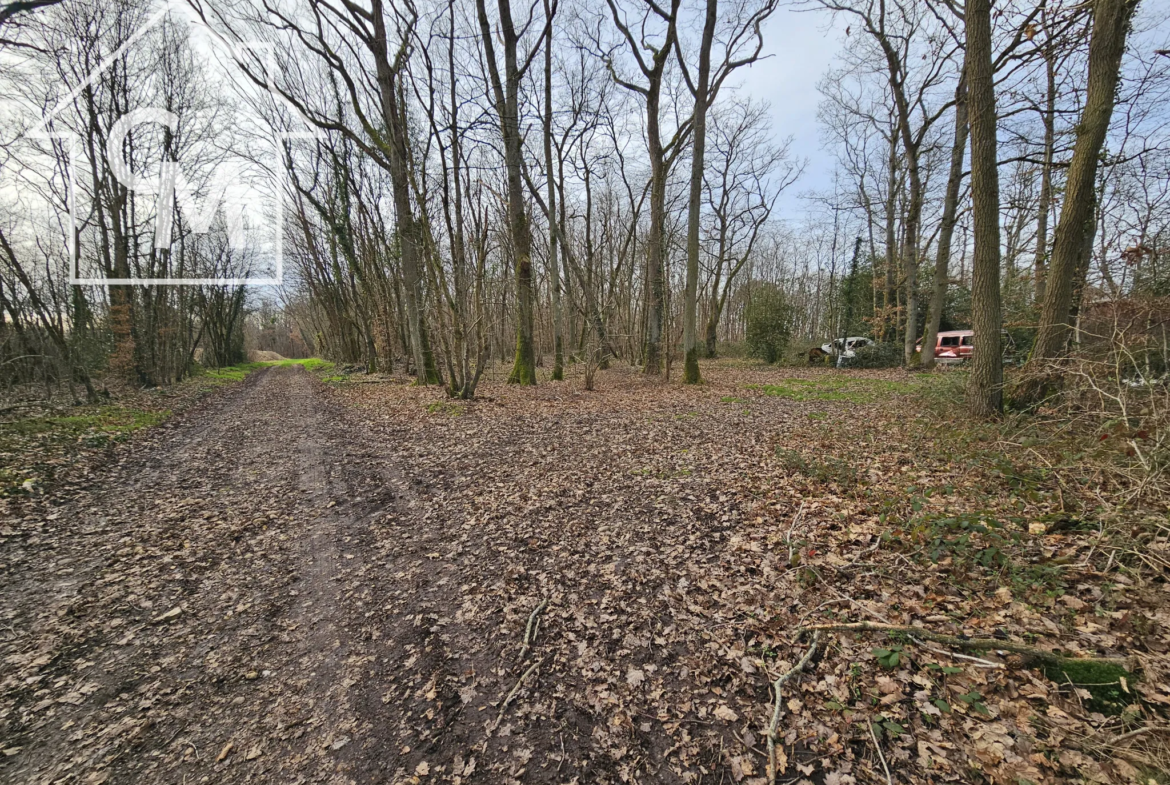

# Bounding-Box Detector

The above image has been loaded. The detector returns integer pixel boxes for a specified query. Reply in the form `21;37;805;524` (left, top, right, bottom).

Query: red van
919;330;974;364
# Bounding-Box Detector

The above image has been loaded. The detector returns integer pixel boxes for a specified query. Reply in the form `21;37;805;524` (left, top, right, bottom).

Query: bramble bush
849;342;902;368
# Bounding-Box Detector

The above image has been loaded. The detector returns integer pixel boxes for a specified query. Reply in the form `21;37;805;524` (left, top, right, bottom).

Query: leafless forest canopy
0;0;1165;405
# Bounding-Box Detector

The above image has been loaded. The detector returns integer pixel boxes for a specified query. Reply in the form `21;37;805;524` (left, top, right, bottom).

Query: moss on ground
1043;658;1138;716
746;376;931;403
0;408;169;493
1;358;333;494
197;357;334;384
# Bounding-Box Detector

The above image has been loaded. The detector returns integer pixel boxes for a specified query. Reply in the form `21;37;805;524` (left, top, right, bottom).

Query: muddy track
0;367;469;784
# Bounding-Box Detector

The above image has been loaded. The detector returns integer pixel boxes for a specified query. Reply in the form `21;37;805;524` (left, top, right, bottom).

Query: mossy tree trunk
543;0;563;381
371;0;440;385
965;0;1004;418
603;0;683;377
1028;0;1138;366
477;0;543;386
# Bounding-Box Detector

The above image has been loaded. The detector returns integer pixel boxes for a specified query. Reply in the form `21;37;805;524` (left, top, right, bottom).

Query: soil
1;366;773;784
1;364;1161;784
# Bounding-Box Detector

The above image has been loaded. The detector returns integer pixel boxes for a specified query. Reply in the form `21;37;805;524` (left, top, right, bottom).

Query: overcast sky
734;6;846;220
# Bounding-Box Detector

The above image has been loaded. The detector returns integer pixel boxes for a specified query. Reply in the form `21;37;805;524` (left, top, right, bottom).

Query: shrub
848;342;902;368
745;284;792;364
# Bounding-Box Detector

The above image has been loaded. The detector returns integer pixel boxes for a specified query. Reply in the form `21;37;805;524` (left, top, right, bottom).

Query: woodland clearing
0;360;1167;785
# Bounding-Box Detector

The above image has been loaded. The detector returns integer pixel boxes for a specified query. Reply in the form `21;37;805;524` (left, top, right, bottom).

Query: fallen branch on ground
867;713;893;785
795;622;1130;669
489;658;543;733
519;598;549;660
767;631;820;785
785;502;805;566
0;400;54;416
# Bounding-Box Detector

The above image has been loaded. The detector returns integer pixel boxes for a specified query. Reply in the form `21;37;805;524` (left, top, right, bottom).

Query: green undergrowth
0;408;167;447
425;401;465;416
198;362;268;383
747;375;934;403
775;446;860;487
0;407;168;493
271;357;333;371
198;357;334;384
1042;659;1138;715
766;369;1152;719
1;358;332;494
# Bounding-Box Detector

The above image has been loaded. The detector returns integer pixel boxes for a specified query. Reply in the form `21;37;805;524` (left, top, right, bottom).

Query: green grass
0;407;170;492
425;401;465;416
747;376;929;403
198;357;335;384
775;446;860;486
199;362;267;383
269;358;334;371
1;357;335;494
0;408;168;444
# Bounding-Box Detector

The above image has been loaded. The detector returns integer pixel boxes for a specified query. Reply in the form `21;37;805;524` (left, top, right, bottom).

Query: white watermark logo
106;108;248;253
27;0;316;286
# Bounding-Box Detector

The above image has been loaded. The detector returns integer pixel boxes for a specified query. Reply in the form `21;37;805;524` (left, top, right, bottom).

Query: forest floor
1;360;1167;785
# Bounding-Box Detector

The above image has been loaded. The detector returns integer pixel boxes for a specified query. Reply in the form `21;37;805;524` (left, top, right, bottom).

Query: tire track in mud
0;368;416;784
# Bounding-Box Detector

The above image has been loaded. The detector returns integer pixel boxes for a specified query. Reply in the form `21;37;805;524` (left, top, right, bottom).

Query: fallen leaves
1;363;1166;785
713;705;739;722
152;606;183;623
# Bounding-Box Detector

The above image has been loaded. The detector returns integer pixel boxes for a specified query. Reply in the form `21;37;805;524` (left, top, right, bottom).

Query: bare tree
476;0;552;385
965;0;1004;417
1029;0;1142;367
677;0;778;383
701;99;800;356
920;67;967;370
602;0;689;375
813;0;959;363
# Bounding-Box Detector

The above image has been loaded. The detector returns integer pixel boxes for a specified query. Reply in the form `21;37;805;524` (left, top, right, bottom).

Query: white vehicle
821;336;872;365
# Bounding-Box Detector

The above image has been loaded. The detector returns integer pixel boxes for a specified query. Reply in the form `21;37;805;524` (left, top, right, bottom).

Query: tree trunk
1033;44;1056;305
644;83;667;376
477;0;538;385
543;0;563;381
921;71;968;371
682;0;717;385
371;0;440;385
965;0;1003;418
883;132;898;343
1030;0;1138;364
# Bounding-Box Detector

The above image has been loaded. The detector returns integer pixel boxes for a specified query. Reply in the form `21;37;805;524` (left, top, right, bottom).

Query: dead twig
867;715;893;785
732;729;767;758
785;502;805;565
908;636;1005;669
766;631;820;785
518;598;549;660
1103;725;1170;745
796;622;1130;669
490;657;544;732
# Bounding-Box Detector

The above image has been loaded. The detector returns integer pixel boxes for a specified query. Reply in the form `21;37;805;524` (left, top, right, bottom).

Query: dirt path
2;367;452;783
